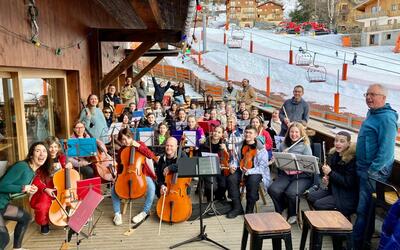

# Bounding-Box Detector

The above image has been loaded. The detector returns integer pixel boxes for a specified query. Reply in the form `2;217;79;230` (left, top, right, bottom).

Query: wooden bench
300;210;353;250
241;212;292;250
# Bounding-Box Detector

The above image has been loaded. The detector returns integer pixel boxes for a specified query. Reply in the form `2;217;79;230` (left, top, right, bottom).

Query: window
370;20;377;26
388;19;392;25
392;4;397;11
372;6;377;13
386;34;392;40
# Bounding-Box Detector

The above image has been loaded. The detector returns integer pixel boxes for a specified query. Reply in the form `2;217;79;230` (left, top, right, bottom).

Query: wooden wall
0;0;122;102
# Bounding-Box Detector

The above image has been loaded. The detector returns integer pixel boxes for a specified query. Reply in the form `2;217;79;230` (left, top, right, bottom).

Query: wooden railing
134;59;400;142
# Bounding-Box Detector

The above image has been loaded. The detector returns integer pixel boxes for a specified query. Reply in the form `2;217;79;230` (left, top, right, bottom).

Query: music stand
169;157;228;250
62;138;97;177
273;152;319;224
138;129;155;147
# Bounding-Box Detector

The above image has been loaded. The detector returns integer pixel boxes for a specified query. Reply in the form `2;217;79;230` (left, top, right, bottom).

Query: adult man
223;80;239;109
353;84;398;249
238;79;256;111
279;85;309;136
226;125;270;218
156;137;188;197
120;77;139;105
103;84;121;115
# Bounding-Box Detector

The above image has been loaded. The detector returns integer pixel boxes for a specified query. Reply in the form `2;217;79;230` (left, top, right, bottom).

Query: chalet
355;0;400;45
335;0;364;33
256;1;284;25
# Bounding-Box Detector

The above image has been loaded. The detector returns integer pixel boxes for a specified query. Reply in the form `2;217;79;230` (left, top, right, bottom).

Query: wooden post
131;56;164;84
342;63;348;80
250;33;253;53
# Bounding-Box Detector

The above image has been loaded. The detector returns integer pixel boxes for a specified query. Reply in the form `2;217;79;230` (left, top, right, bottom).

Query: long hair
25;141;52;178
86;94;98;108
44;136;62;158
283;122;310;147
250;116;263;133
72;120;89;138
117;127;134;141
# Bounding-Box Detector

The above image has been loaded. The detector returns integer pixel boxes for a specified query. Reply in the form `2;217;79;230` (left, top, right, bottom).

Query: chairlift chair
295;51;312;66
227;27;245;49
306;53;327;83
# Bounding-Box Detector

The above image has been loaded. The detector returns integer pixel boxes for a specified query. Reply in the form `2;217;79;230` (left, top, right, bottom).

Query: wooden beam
130;0;164;30
125;49;179;57
100;41;156;89
131;55;164;84
98;29;182;42
89;29;102;95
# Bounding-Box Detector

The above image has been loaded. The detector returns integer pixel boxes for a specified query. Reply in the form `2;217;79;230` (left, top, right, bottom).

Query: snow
168;27;400;120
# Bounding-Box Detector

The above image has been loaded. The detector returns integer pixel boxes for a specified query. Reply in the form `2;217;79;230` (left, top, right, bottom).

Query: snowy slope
180;28;400;118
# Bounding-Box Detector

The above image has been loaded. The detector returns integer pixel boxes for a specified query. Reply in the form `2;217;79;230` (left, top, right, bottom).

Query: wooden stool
300;210;353;250
241;212;292;250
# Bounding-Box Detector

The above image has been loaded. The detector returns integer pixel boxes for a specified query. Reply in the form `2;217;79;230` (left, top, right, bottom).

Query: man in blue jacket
353;83;398;249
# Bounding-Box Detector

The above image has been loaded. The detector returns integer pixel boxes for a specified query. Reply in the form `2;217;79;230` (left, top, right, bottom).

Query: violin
219;139;230;176
49;167;80;227
239;144;257;187
115;145;147;199
156;136;192;223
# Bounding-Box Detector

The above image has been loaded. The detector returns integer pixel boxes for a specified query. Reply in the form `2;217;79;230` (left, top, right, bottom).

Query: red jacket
260;128;273;151
117;141;157;180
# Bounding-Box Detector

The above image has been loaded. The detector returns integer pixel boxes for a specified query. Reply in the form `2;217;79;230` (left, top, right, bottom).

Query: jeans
353;173;375;249
111;176;156;214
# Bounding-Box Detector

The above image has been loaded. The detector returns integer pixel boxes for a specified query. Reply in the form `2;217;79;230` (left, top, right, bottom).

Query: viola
219;140;230;176
93;143;117;182
156;136;192;223
49;167;80;227
115;146;147;199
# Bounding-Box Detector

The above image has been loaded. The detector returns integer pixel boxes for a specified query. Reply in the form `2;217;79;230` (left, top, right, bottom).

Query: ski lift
227;26;245;48
306;53;327;83
295;49;312;66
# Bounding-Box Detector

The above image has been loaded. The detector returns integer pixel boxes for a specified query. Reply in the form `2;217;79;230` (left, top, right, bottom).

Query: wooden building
335;0;364;33
256;1;284;25
355;0;400;46
0;0;193;163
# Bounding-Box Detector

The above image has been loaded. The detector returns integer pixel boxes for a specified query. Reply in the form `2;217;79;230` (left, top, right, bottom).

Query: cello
156;136;192;223
49;166;80;227
115;144;147;200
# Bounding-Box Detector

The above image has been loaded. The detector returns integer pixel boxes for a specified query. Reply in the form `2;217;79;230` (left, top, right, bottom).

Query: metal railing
363;22;400;32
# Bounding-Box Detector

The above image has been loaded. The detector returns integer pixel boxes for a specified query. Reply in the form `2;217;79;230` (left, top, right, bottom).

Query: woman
184;115;206;153
171;82;186;105
103;108;113;128
153;122;170;156
307;131;358;217
137;80;147;109
0;142;50;250
112;128;158;226
68;121;100;179
166;102;178;125
172;108;187;132
268;122;313;224
200;126;229;201
79;94;109;143
153;101;165;118
267;109;282;148
237;110;250;132
204;95;215;112
250;116;273;158
30;137;71;235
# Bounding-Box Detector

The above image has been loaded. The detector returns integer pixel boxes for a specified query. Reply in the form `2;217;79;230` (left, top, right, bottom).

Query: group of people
0;76;397;250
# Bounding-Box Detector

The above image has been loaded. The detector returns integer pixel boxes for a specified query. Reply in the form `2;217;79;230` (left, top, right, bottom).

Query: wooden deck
13;188;338;250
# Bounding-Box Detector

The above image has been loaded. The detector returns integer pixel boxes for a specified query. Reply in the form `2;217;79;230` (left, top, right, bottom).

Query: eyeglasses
104;111;111;114
75;126;85;129
363;93;384;97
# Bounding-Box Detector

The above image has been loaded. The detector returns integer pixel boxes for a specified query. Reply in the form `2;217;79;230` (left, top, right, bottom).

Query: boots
226;199;244;219
245;202;255;214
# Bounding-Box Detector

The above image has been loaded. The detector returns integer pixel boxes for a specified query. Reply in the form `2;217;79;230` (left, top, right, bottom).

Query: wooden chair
241;212;292;250
300;210;352;250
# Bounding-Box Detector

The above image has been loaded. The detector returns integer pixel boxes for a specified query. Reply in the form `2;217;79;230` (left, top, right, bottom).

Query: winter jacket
356;103;398;181
153;77;171;103
326;144;359;216
279;97;310;136
238;85;256;110
0;161;35;210
223;87;239;107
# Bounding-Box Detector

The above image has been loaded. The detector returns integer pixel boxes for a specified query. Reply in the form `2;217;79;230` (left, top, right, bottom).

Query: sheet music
198;157;219;176
175;121;187;131
182;130;197;147
107;122;123;136
139;131;155;146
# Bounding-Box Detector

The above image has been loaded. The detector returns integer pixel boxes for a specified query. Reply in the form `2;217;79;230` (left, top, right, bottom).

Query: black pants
0;204;31;249
307;188;336;210
268;172;312;217
77;165;94;180
227;171;262;211
203;173;228;202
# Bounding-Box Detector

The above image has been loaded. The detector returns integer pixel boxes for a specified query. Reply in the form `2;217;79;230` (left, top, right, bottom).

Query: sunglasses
104;111;111;114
